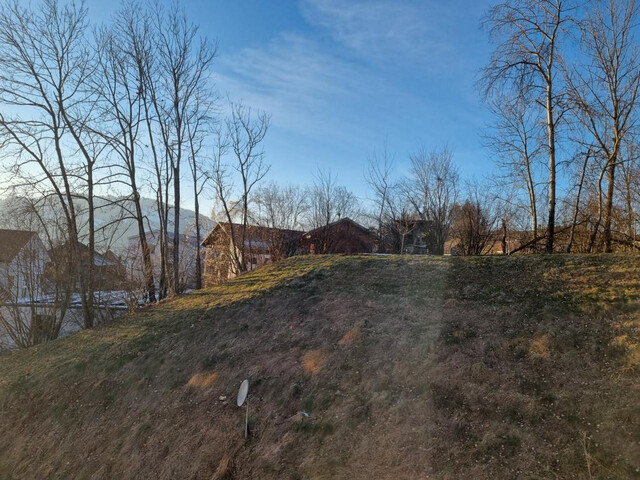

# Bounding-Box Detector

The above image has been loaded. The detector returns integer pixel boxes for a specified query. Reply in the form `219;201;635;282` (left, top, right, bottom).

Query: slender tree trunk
545;82;557;253
603;158;617;253
173;163;180;293
588;166;607;252
142;95;167;300
132;189;156;302
622;166;635;242
524;154;538;243
194;193;202;289
567;152;589;253
501;219;508;255
86;165;95;328
163;153;171;296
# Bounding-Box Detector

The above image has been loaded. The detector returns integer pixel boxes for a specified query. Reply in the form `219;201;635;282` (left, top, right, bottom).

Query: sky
89;0;498;208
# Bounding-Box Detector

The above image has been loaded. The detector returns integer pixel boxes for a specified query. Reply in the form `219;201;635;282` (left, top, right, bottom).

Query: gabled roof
304;217;374;238
48;241;121;267
202;222;303;248
0;229;38;263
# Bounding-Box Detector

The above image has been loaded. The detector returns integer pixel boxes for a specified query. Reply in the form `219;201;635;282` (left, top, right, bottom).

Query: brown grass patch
186;371;219;389
212;452;232;480
528;333;551;359
338;326;361;345
302;350;328;374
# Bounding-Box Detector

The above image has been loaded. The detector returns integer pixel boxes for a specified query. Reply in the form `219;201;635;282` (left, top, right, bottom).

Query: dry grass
0;254;638;479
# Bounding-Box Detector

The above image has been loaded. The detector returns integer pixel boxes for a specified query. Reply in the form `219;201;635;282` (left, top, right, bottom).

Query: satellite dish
237;379;249;407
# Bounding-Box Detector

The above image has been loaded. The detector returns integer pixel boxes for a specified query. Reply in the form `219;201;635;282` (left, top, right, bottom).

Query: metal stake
244;400;249;439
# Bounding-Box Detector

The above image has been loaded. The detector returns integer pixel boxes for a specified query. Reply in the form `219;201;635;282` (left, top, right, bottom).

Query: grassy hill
0;255;638;479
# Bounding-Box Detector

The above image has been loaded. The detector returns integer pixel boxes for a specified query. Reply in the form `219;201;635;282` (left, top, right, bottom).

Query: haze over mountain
0;196;214;254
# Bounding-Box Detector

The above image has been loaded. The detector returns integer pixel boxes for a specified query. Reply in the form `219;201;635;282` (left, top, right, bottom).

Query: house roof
202;222;303;249
48;241;121;267
0;229;37;264
304;217;374;238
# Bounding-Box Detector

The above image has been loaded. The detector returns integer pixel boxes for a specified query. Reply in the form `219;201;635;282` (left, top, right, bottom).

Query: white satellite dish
237;379;249;407
237;379;250;438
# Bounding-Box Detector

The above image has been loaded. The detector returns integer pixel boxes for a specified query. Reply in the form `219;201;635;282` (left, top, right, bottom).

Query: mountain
0;196;214;253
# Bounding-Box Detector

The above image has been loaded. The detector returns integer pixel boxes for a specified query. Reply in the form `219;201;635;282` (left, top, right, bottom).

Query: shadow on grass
426;254;639;479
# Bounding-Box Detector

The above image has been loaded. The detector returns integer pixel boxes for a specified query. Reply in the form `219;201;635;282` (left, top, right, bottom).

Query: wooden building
202;223;303;285
301;218;376;255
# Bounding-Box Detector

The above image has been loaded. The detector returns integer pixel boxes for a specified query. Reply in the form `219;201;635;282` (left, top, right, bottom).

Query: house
0;234;130;349
0;229;50;300
47;241;125;291
301;217;377;255
124;230;202;291
0;229;56;349
202;223;303;285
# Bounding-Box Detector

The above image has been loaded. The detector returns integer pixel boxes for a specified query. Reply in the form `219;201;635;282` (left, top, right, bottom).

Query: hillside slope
0;255;638;479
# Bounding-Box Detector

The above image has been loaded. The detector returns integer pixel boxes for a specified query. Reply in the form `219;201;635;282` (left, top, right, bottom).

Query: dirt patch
187;371;219;389
302;350;328;374
337;326;361;345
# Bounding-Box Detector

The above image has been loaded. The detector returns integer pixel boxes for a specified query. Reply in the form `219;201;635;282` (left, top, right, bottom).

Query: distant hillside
0;255;638;479
0;196;214;253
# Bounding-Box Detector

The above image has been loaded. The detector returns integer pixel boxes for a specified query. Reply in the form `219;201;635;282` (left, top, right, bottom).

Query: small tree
404;147;459;255
451;184;499;255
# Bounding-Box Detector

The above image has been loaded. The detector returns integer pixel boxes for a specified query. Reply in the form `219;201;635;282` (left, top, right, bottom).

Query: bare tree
386;190;420;254
486;94;544;245
482;0;572;252
566;148;592;252
617;140;640;246
404;147;459;255
451;182;499;255
152;3;216;294
567;0;640;252
255;182;308;231
186;92;215;290
309;168;359;229
365;142;395;252
0;0;101;327
254;183;308;260
92;6;157;302
212;102;270;274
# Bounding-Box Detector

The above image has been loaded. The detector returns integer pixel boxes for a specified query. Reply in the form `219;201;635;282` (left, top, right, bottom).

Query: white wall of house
0;235;50;300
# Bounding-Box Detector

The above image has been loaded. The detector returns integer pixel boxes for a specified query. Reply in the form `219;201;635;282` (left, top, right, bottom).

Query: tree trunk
603;159;616;253
588;165;607;253
545;82;556;253
132;189;156;302
85;165;95;329
194;188;202;290
567;152;589;253
501;219;508;255
173;164;180;294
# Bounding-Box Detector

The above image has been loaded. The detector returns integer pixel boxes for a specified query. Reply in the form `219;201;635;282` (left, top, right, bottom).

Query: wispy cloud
211;0;494;189
299;0;465;71
215;32;399;141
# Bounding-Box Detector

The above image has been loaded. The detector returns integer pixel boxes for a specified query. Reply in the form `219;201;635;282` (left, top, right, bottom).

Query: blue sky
90;0;497;205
